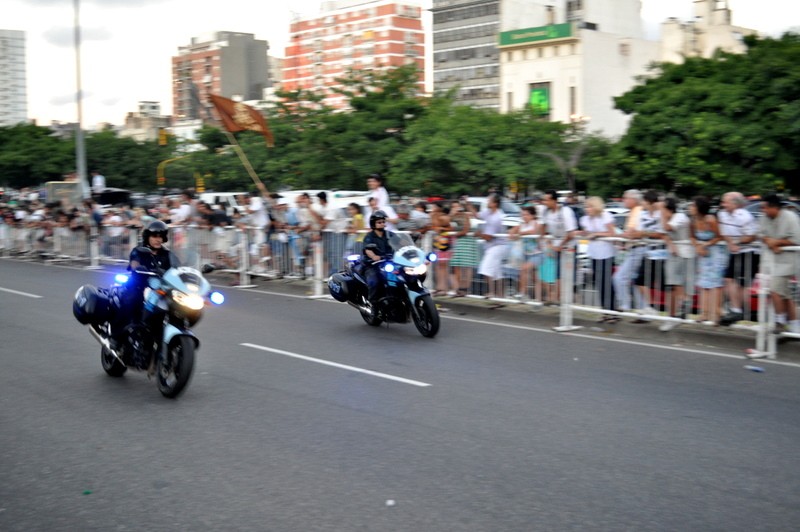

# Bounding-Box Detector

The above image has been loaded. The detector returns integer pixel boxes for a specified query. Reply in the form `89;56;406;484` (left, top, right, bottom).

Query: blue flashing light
383;263;395;273
428;253;438;262
114;273;130;284
210;291;225;305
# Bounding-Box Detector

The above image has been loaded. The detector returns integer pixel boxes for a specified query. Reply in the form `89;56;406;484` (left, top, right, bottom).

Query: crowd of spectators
4;181;800;336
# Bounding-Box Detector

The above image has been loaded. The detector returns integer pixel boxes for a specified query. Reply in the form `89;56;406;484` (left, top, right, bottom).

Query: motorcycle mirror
201;263;216;274
136;246;151;254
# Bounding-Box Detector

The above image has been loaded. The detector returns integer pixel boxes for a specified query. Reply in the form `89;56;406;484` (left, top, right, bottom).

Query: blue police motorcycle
328;232;440;338
73;258;224;398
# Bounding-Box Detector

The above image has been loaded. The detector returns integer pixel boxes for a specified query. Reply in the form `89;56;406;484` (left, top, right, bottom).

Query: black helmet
142;220;169;244
369;210;387;229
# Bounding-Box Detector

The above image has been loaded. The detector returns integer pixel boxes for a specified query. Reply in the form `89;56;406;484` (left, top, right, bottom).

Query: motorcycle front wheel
101;346;127;377
412;295;440;338
157;336;195;398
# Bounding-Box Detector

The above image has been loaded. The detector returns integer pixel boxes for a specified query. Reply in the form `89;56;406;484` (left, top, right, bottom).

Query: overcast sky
4;0;797;127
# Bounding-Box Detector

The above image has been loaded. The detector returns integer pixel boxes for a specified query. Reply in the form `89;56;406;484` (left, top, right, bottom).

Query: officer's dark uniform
362;229;393;305
111;246;180;340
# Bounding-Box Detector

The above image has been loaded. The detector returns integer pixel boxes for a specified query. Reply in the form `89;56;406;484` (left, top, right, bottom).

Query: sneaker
789;321;800;334
640;306;658;317
719;311;744;326
446;290;457;296
773;322;787;335
659;320;679;332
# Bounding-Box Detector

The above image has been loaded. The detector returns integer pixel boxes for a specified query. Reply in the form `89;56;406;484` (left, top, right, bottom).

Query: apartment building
172;31;270;123
282;0;426;110
0;29;28;126
431;0;501;109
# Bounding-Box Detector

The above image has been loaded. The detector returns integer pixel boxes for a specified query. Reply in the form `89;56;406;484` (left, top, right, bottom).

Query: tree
613;34;800;197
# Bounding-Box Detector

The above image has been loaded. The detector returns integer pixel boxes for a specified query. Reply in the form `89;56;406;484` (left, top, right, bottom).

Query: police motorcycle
73;258;224;398
328;231;440;338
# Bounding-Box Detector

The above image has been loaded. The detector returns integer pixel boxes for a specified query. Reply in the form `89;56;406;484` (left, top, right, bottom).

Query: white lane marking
0;286;43;299
442;315;800;369
240;343;432;387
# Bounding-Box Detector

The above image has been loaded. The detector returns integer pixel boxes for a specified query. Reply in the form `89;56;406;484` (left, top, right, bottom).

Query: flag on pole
208;94;274;147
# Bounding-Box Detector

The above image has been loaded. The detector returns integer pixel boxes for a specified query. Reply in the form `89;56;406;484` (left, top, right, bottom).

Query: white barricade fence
2;220;798;355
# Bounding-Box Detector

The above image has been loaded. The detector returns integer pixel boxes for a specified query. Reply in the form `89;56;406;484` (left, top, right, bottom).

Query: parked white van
198;192;248;216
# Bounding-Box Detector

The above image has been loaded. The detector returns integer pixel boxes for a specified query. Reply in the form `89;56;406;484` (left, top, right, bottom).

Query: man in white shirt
539;189;578;305
248;191;271;271
757;194;800;336
366;173;389;211
91;170;106;194
717;191;760;325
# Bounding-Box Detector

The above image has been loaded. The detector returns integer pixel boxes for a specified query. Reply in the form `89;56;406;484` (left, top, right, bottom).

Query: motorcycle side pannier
73;284;112;325
328;272;356;303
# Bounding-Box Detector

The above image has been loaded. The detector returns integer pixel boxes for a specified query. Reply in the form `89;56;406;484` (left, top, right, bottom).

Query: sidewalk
210;273;800;363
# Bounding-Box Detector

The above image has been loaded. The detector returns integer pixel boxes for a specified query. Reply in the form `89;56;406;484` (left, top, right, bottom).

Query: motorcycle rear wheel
101;346;127;377
157;336;195;398
412;295;440;338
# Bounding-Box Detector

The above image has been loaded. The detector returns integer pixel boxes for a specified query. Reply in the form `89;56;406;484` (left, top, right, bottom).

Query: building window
507;91;513;110
529;82;551;119
569;86;576;116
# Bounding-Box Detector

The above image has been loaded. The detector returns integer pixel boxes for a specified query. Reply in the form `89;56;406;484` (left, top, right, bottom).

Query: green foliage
614;33;800;197
4;37;799;201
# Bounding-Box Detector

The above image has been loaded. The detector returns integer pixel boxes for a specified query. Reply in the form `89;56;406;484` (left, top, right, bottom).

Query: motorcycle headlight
172;290;204;310
403;264;427;276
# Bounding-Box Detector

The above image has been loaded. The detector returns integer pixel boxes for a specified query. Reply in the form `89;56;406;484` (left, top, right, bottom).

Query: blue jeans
613;246;645;311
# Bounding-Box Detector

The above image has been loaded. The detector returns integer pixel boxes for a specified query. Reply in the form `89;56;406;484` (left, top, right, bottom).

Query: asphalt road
1;259;799;531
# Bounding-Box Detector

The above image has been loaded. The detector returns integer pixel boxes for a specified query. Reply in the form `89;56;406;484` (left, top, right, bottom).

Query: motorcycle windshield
388;232;415;251
389;232;425;267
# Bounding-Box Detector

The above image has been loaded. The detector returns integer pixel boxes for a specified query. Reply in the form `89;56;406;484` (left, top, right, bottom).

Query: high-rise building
661;0;757;63
0;29;28;126
499;0;659;137
119;101;171;143
282;0;426;110
431;0;501;109
172;32;270;123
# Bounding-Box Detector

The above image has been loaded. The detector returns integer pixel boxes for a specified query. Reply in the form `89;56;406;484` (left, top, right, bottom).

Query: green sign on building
499;23;572;47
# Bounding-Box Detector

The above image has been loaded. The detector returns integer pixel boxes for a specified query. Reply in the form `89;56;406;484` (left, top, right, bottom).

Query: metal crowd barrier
2;221;797;357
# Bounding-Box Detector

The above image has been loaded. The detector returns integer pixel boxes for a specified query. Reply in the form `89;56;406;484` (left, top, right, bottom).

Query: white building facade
498;0;658;138
661;0;756;64
0;29;28;126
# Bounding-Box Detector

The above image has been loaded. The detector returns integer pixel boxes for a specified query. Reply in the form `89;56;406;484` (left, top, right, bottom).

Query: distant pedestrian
90;170;106;194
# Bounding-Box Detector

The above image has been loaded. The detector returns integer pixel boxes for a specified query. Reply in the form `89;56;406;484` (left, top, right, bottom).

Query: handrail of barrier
3;221;798;357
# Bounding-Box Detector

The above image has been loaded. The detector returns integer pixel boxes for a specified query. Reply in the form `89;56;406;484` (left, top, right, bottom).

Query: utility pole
74;0;89;199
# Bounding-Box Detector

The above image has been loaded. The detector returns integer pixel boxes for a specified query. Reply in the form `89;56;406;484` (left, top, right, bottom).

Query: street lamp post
73;0;89;199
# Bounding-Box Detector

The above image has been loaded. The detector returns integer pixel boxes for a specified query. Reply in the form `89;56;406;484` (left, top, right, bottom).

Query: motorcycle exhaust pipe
88;326;127;367
347;301;372;314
